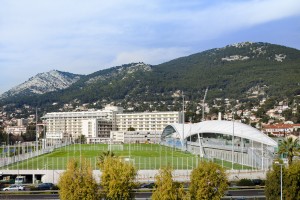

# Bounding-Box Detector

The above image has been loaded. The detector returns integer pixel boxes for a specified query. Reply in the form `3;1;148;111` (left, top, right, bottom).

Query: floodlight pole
36;108;38;150
182;91;185;150
231;109;235;170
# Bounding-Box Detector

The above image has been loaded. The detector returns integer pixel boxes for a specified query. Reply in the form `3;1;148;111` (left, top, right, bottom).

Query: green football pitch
0;144;252;170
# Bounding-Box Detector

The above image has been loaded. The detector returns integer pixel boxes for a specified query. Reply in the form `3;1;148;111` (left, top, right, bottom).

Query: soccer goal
108;144;124;151
121;157;135;165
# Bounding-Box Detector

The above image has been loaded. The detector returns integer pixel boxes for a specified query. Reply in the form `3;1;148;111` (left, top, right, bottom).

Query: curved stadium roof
167;120;277;147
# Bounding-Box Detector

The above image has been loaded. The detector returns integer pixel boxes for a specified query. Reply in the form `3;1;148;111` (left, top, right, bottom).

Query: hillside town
1;93;299;145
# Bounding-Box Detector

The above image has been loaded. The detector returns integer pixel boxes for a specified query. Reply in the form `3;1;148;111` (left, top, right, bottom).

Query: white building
43;107;182;144
116;111;182;132
112;111;182;144
111;130;161;144
42;106;123;143
4;126;27;136
82;119;113;143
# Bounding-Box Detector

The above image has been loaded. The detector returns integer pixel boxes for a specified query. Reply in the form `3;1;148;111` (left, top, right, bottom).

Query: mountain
1;42;300;111
147;42;300;100
0;70;82;99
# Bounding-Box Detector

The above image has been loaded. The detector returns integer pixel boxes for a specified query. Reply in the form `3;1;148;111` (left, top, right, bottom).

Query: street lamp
275;161;283;200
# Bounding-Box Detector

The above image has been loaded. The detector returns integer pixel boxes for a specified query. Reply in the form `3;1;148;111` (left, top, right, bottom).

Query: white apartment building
116;111;182;132
4;126;27;136
42;106;123;142
111;111;183;144
43;106;182;144
82;119;113;143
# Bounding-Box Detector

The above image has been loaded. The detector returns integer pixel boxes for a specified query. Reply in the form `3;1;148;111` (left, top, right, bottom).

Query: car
140;182;155;188
2;184;25;191
37;183;54;190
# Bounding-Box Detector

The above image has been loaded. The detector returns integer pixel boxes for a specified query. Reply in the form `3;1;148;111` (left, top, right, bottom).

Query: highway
0;189;265;199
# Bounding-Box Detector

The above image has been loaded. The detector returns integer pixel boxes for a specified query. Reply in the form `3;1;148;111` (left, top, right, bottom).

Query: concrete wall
0;169;268;185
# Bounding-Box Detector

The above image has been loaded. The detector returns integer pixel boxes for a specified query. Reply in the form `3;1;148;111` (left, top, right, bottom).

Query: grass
0;144;254;170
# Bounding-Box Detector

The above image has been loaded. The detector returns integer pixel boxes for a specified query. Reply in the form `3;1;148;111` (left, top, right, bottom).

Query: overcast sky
1;0;300;94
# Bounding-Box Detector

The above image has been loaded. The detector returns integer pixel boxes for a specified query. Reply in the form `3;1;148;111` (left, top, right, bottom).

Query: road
0;189;265;199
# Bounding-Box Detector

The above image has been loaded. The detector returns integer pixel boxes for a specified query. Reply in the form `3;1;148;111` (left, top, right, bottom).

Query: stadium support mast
36;107;38;152
182;91;185;150
202;87;208;121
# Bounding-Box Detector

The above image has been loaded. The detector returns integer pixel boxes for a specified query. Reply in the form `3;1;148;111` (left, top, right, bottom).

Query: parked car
140;182;155;188
37;183;54;190
2;185;25;191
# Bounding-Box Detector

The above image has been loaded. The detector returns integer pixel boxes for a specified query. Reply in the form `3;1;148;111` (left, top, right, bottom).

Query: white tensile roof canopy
168;120;277;147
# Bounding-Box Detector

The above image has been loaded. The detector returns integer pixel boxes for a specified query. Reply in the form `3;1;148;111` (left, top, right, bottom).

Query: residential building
263;124;300;136
42;105;123;143
116;111;182;132
42;106;182;144
4;126;27;136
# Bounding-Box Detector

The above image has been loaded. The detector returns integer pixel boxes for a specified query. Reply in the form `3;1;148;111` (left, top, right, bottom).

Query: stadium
161;120;278;170
0;119;278;184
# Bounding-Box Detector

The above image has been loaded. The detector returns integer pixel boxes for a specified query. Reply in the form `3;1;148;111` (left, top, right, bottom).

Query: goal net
108;144;124;151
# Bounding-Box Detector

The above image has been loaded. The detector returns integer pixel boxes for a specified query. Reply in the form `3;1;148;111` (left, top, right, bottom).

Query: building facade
116;111;182;132
42;106;123;142
42;106;182;144
4;126;27;136
111;130;161;144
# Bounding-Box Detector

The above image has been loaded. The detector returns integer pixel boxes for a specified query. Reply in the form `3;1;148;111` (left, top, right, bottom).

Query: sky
0;0;300;94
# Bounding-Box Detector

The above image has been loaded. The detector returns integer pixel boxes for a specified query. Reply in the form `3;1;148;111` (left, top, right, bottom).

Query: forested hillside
1;42;300;113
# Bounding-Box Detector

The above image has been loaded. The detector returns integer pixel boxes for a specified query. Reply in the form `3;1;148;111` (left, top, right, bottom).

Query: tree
265;160;300;200
265;162;286;200
75;134;86;144
152;166;189;200
98;151;115;163
284;161;300;200
189;160;228;200
278;137;300;165
99;156;137;200
58;158;99;200
127;126;135;131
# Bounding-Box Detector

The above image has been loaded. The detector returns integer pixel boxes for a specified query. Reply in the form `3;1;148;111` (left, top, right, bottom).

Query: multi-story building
42;106;123;143
42;106;182;144
116;111;182;132
82;119;113;143
4;126;27;136
263;124;300;136
111;130;161;144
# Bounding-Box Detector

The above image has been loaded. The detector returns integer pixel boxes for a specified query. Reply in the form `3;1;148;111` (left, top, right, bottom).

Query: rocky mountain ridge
0;70;82;99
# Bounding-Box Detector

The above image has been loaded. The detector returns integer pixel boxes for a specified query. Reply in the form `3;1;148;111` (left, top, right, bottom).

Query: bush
236;179;255;186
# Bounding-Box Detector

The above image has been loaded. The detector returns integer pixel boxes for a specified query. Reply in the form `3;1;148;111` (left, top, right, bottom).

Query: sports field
1;144;252;170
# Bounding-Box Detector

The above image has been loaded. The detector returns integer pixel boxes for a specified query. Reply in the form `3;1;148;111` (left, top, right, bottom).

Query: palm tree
98;151;115;163
278;137;299;165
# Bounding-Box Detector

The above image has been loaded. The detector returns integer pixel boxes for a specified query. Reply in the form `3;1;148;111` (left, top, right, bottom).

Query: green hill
1;42;300;112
